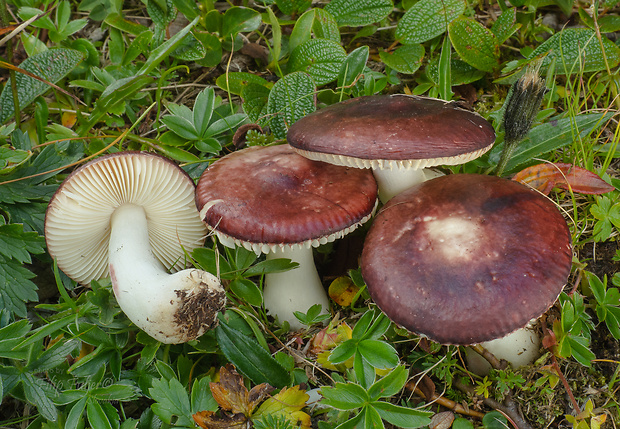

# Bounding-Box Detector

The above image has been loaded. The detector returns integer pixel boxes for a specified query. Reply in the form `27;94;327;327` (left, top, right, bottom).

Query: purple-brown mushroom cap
287;95;496;169
195;145;378;252
361;174;573;345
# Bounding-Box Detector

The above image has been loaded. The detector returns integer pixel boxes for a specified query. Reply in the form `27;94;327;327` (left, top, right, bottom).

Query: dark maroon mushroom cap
287;95;496;166
361;174;572;345
196;145;378;250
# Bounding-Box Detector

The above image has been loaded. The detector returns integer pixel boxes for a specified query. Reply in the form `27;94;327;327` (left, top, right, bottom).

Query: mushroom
360;174;572;369
45;152;226;344
287;94;496;202
195;144;378;330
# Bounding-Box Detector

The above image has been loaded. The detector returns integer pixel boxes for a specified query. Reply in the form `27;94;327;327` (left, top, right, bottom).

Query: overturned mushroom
45;152;226;344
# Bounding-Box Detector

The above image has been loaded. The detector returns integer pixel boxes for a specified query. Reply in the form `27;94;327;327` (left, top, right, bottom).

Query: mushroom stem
466;326;541;375
372;167;439;202
109;203;225;344
263;246;330;330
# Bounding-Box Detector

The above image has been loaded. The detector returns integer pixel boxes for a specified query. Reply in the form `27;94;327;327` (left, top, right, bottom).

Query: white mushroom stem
465;326;541;375
109;203;225;344
262;246;330;331
372;168;443;202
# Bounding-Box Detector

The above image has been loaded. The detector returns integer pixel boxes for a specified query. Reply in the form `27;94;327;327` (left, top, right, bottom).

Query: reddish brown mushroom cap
361;174;573;345
196;145;378;252
287;95;496;168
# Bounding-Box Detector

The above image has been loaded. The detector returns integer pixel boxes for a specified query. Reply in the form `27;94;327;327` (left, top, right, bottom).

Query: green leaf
193;88;216;137
528;28;620;75
325;0;393;27
171;33;207;61
354;352;376;389
65;396;88;429
487;112;613;173
362;406;385;429
104;13;149;35
86;400;114;429
266;71;315;139
0;223;45;264
191;376;218;413
0;258;39;318
338;45;369;89
379;44;425;74
242;83;270;123
396;0;465;44
29;339;78;373
221;7;262;38
242;258;298;276
482;411;508;429
491;8;519;44
367;365;408;400
449;17;499;72
229;278;263;306
275;0;312;15
203;113;247;138
149;377;193;426
289;9;315;54
567;334;595;366
329;339;357;364
357;340;398;369
0;49;83;123
216;72;270;96
22;373;58;421
313;9;341;43
216;319;290;387
288;39;346;85
372;401;432;428
161;115;199;140
320;382;369;410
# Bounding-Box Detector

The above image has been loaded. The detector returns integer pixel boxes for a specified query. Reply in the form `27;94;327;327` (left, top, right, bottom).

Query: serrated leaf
0;223;44;263
325;0;393;27
216;320;290;387
449;17;499;72
396;0;465;44
288;39;346;86
149;377;193;426
367;366;407;401
379;44;425;74
487;112;613;173
0;255;40;317
266;71;315;139
22;373;58;421
529;28;620;75
0;49;83;123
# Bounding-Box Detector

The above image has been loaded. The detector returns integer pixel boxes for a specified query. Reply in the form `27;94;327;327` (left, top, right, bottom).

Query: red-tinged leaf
512;163;615;195
192;410;247;429
209;365;272;416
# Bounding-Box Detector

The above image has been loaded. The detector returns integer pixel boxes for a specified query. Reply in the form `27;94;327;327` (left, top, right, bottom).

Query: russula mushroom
361;174;572;369
195;144;378;330
45;152;226;344
287;94;496;202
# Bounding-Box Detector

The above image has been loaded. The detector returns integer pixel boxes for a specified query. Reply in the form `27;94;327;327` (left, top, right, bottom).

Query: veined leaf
288;39;346;86
313;9;340;43
396;0;465;44
512;163;615;195
266;71;315;139
216;72;270;96
320;382;369;410
0;49;83;123
325;0;393;27
529;28;620;75
379;44;425;74
449;17;499;72
216;319;290;387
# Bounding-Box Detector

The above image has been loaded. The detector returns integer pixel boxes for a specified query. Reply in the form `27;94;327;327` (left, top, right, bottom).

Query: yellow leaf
328;276;360;306
253;386;311;428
